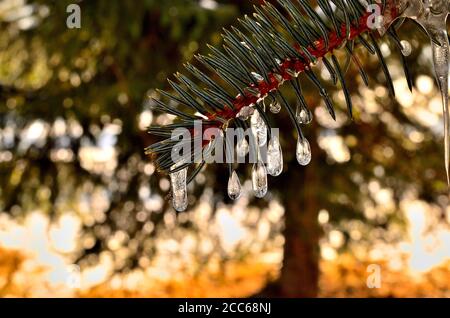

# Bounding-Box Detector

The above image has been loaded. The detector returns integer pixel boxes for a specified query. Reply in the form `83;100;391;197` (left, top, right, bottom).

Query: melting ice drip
170;161;188;212
381;0;450;184
232;100;313;201
170;88;315;209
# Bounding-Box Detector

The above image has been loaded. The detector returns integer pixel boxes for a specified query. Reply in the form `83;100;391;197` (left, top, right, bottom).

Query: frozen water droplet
250;111;267;146
252;160;268;198
269;101;281;114
400;40;412;56
430;33;450;184
251;72;264;82
296;106;313;124
227;170;242;200
267;136;283;176
236;137;249;157
170;165;188;212
296;137;311;166
236;106;255;120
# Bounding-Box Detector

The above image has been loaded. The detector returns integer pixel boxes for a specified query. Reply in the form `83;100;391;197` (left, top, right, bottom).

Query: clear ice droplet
296;106;313;124
430;32;450;184
267;136;283;176
236;137;249;157
252;160;268;198
228;170;242;200
400;40;412;56
250;111;267;146
296;137;312;166
269;101;281;114
236;106;255;120
170;165;188;212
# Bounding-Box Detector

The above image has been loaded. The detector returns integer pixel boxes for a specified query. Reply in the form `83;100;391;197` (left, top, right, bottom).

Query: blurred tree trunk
256;136;320;298
278;164;320;297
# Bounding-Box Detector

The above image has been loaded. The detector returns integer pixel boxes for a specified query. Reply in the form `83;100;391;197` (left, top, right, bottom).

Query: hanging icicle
236;137;249;157
269;101;282;114
296;137;312;166
228;170;242;200
252;160;268;198
236;106;255;120
296;106;313;125
267;135;283;176
170;164;188;212
400;40;412;56
250;110;267;147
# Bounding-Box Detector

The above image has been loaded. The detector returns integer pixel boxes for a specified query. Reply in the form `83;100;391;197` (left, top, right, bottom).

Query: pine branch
145;0;429;210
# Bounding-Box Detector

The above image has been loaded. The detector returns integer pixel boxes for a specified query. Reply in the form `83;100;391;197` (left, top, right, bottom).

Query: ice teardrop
430;30;450;184
236;137;249;157
400;40;412;56
296;106;313;124
236;105;255;120
250;110;267;146
269;101;281;114
252;160;268;198
296;137;311;166
170;166;188;212
227;170;242;200
267;136;283;176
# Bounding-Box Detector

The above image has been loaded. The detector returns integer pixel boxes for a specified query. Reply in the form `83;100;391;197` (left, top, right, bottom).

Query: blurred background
0;0;449;298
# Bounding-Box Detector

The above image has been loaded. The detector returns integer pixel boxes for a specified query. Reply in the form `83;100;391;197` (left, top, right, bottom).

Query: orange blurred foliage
0;247;27;297
1;246;448;298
